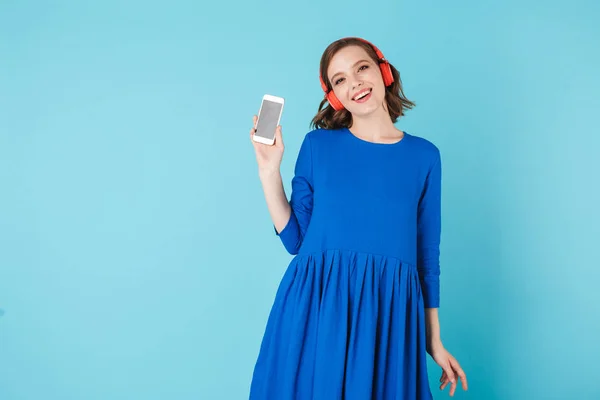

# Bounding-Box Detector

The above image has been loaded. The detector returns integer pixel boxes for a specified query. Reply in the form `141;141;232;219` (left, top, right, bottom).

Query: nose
351;79;363;90
350;73;363;90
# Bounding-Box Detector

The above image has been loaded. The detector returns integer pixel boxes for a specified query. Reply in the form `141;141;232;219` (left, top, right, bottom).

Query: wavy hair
310;38;416;130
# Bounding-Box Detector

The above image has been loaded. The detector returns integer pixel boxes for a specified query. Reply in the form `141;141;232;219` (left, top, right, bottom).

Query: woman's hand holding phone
250;114;292;234
250;115;284;177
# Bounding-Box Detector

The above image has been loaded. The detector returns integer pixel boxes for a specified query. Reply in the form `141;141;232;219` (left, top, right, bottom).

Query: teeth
354;89;371;100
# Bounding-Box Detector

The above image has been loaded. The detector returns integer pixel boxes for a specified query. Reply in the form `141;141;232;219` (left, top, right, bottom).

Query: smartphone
253;94;284;145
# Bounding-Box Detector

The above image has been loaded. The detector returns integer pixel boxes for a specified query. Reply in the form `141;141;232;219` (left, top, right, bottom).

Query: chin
347;102;381;117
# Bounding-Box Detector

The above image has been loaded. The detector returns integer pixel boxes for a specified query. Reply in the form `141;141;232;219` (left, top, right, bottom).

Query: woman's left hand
428;343;468;396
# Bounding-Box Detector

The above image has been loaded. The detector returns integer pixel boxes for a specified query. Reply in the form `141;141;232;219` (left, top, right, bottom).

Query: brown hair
310;38;416;130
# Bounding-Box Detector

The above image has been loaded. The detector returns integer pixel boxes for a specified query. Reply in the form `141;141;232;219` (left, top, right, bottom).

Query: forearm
259;169;292;234
425;307;443;353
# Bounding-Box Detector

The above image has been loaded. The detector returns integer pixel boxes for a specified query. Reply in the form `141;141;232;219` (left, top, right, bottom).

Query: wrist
258;167;280;179
426;337;443;353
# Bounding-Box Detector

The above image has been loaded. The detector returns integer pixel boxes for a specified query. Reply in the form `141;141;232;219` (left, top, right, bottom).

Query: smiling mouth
353;88;372;102
352;89;372;100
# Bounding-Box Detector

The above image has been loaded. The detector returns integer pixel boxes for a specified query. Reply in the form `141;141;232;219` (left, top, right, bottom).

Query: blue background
1;1;599;399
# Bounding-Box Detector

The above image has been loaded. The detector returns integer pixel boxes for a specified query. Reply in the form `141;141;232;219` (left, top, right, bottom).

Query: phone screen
255;100;282;140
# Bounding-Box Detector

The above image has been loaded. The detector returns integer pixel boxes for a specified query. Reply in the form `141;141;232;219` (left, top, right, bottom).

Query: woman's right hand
250;115;284;175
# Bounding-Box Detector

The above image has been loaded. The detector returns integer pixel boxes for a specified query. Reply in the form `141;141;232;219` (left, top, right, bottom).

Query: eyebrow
330;59;371;82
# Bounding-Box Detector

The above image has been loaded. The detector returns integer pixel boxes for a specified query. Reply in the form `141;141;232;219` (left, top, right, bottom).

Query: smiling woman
311;37;416;131
248;37;468;400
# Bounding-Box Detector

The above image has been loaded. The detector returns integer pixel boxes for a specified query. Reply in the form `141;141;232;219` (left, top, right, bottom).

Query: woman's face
326;45;386;116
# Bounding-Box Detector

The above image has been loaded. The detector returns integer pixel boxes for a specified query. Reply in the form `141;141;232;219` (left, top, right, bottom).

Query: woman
248;37;468;399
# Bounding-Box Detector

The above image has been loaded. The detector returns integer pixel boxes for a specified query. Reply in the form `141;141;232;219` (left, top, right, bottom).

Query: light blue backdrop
1;1;599;399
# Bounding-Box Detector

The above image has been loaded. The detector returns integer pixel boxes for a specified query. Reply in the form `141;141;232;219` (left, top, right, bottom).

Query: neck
348;107;403;143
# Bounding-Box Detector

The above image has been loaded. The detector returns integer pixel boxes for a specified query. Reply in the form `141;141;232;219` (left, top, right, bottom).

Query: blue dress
250;127;442;400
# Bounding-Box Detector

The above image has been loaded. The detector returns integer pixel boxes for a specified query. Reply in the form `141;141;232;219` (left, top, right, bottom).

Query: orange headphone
319;37;395;111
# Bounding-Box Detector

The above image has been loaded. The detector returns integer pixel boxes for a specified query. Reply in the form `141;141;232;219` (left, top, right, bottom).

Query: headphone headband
346;37;387;63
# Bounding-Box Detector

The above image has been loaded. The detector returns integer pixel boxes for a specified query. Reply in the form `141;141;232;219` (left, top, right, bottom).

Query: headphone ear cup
380;63;394;87
327;91;344;111
321;74;344;111
320;75;328;93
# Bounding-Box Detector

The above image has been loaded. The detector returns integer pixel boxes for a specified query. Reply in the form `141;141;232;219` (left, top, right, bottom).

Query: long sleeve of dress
416;149;442;308
275;133;314;255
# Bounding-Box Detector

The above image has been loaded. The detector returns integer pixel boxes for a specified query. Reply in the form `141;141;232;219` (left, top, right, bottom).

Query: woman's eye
359;65;369;71
334;78;344;85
